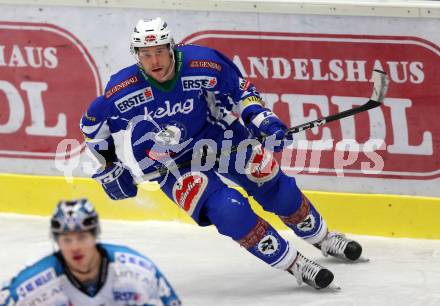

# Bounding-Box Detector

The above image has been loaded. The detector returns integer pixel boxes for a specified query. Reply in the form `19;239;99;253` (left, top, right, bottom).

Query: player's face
57;231;99;273
137;45;174;82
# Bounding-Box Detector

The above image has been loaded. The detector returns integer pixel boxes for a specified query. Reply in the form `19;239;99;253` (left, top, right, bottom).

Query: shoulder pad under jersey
104;64;142;101
99;243;156;271
177;44;242;76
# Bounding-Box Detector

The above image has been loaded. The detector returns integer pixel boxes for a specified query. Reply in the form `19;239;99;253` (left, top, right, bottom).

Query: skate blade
328;282;342;291
318;282;341;291
340;256;370;263
356;256;370;263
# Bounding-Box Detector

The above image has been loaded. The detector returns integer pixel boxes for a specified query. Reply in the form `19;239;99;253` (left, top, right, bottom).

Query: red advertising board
0;22;101;159
183;31;440;179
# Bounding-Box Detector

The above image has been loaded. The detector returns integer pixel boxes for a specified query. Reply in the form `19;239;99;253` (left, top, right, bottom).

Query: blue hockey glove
92;162;137;200
245;109;293;152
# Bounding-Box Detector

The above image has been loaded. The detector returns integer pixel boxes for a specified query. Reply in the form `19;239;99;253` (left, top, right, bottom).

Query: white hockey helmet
130;17;174;54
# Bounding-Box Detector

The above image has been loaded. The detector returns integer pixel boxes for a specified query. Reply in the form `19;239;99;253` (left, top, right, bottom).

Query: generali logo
0;22;101;159
182;31;440;179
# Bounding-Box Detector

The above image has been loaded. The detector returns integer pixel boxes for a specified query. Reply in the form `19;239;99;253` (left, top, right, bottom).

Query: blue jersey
81;44;264;175
0;243;181;306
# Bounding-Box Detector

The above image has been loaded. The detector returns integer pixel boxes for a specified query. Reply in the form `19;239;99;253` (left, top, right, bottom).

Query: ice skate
315;232;368;262
287;252;338;290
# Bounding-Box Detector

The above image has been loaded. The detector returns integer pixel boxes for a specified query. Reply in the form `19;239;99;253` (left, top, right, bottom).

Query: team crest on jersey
172;172;208;216
105;76;139;98
181;76;217;91
154;125;182;146
245;146;279;184
145;125;183;161
257;233;280;257
115;87;154;113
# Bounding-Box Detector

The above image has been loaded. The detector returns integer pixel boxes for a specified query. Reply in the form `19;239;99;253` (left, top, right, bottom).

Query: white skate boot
315;232;365;262
287;252;337;290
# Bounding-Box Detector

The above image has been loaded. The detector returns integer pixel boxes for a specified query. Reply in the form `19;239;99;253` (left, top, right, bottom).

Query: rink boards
0;2;439;240
1;173;439;239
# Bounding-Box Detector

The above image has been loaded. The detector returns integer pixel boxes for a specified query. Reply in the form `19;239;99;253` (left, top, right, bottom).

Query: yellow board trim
0;173;439;239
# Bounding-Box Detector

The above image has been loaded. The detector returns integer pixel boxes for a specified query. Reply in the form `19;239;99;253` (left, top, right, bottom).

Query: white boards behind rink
0;0;438;196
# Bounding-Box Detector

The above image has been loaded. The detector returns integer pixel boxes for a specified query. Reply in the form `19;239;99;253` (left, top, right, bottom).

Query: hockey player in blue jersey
0;199;182;306
80;17;364;290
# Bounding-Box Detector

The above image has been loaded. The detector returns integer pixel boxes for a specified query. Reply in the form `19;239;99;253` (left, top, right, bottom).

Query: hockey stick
285;69;388;135
138;69;389;182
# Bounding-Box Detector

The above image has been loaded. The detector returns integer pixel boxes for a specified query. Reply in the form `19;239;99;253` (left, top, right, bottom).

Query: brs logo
115;87;154;113
182;76;217;91
113;290;139;302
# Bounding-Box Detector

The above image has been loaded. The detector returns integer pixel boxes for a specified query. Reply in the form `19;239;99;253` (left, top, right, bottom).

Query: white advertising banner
0;4;438;196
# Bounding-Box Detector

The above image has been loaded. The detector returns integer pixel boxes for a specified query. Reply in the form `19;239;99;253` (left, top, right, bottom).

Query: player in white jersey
0;199;181;306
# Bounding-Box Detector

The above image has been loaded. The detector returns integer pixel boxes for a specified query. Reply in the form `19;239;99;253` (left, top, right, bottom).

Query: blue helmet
50;199;100;238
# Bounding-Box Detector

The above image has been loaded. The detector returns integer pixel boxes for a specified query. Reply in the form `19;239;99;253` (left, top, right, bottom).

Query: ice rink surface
1;213;440;306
